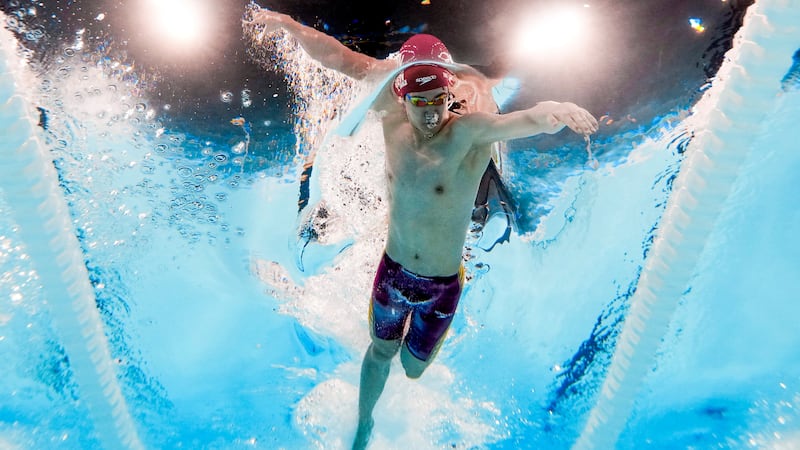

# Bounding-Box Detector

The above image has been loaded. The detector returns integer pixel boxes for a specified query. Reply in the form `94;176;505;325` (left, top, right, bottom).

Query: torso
377;75;496;276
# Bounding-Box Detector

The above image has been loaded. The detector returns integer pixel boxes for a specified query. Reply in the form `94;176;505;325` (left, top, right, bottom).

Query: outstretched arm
247;8;395;80
464;101;599;145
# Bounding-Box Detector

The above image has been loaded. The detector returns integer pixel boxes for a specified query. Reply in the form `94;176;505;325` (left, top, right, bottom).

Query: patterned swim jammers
369;252;464;361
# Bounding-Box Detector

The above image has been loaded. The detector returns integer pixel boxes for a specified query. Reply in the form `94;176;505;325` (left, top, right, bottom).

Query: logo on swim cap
393;64;454;97
392;34;455;97
394;75;408;94
416;74;438;85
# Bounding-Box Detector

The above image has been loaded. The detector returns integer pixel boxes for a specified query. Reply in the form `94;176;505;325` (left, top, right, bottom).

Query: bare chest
385;143;485;209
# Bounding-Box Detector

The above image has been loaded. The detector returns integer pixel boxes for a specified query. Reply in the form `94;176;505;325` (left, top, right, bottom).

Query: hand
246;8;289;34
547;102;599;136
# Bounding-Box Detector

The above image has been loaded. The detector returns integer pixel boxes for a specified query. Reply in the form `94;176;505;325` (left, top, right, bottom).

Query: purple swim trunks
369;253;464;361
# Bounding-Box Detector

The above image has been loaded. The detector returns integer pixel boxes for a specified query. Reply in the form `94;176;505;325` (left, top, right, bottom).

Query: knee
400;345;429;379
404;366;424;379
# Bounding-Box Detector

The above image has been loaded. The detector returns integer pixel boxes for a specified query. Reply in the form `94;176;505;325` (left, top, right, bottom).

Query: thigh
404;278;462;362
369;292;410;341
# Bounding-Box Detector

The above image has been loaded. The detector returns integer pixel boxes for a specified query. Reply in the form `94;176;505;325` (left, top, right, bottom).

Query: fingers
248;9;278;26
564;109;599;136
245;9;285;34
579;111;599;135
559;112;595;135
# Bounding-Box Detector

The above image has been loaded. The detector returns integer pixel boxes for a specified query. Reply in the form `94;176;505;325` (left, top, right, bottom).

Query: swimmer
247;9;598;449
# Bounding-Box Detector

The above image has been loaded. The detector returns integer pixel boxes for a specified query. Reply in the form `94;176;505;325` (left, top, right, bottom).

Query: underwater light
140;0;209;52
510;4;590;61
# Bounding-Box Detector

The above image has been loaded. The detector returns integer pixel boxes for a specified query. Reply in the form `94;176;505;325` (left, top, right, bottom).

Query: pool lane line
0;19;144;450
572;1;800;449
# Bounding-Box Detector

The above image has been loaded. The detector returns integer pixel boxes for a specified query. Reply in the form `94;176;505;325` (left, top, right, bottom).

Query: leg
400;342;432;379
401;267;464;379
353;336;400;450
354;261;409;450
400;323;448;379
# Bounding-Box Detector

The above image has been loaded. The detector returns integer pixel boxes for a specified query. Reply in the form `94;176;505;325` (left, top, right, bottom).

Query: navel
434;185;445;195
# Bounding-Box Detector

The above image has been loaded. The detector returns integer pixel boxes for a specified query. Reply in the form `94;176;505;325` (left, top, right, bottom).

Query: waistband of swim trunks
381;252;460;283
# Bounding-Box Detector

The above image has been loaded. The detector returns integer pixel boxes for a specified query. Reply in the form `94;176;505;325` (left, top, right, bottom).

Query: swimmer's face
401;87;450;135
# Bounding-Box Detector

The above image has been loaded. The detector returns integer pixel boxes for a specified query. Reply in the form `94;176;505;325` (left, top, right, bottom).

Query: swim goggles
404;92;449;107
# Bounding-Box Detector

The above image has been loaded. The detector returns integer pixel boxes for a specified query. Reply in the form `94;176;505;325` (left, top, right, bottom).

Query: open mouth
424;111;440;129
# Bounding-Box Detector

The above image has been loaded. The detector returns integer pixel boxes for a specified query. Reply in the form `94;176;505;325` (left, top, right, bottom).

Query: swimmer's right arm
247;8;396;80
461;101;599;145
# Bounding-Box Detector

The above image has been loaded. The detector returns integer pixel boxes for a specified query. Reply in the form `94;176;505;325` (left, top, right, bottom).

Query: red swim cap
393;34;455;97
398;34;454;65
393;64;455;97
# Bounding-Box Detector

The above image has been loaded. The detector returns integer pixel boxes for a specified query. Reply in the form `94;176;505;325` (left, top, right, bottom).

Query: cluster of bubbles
242;3;359;159
2;3;307;445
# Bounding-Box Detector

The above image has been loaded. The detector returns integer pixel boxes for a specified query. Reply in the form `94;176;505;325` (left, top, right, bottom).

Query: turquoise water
1;1;800;449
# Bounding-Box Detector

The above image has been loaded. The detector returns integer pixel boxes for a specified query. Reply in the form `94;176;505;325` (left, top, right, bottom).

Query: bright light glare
689;18;706;33
511;6;590;59
143;0;208;50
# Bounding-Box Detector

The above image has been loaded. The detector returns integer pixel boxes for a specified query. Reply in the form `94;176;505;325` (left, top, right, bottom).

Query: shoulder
451;111;497;133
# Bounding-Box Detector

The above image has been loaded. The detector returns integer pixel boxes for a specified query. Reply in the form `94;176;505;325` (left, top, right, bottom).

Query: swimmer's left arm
464;101;598;144
247;8;396;80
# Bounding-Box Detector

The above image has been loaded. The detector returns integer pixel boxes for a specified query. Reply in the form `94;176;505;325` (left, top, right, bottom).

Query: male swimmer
248;9;598;449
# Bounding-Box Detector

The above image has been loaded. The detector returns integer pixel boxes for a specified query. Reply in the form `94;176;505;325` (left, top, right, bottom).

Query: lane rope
572;1;800;448
0;19;144;450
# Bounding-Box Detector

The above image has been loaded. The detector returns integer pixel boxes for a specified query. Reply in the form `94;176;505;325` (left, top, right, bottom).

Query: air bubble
213;154;228;163
24;29;43;42
221;91;234;103
183;201;203;212
242;89;252;108
177;167;192;178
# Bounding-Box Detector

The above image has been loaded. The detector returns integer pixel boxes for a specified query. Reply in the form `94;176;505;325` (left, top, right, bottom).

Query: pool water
1;1;799;449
